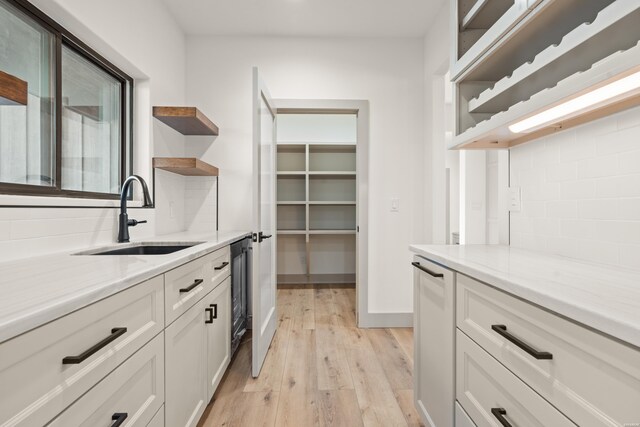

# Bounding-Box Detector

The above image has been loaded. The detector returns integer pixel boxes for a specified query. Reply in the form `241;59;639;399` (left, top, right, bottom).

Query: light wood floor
198;286;423;427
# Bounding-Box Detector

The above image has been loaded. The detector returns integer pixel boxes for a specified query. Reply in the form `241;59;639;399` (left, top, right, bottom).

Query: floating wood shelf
0;70;28;106
153;157;219;176
153;106;219;136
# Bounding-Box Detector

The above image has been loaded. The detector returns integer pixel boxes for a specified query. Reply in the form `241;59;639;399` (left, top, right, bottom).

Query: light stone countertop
0;230;251;344
410;244;640;348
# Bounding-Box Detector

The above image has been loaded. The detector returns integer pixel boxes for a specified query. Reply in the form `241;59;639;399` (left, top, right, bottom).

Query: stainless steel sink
76;242;204;256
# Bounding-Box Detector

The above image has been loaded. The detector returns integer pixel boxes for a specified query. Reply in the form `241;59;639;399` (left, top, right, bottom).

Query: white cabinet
49;333;164;427
165;295;209;427
0;276;164;427
205;277;231;401
165;277;232;426
412;256;456;427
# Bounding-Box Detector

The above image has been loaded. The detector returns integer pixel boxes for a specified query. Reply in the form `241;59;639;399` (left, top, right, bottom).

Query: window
0;0;132;200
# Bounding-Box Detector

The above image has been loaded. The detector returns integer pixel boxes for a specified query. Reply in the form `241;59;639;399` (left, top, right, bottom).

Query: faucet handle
127;219;147;227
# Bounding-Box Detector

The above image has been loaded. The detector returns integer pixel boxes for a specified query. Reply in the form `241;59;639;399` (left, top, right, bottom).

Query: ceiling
161;0;447;38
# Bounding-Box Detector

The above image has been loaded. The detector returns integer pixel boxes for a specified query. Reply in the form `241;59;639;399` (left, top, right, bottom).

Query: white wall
0;0;191;261
510;106;640;271
186;36;424;314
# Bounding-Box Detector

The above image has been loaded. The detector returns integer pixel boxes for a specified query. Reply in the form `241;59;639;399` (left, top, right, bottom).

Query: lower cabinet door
165;297;208;427
455;402;476;427
205;277;231;400
49;333;164;427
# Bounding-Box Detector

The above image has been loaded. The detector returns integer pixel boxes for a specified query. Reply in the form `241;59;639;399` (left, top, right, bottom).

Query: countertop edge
410;245;640;349
0;231;251;344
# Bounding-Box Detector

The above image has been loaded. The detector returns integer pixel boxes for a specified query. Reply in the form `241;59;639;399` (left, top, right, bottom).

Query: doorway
274;99;369;326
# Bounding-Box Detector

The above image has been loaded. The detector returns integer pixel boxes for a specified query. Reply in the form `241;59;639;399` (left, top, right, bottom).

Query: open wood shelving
153;157;219;176
153;106;219;136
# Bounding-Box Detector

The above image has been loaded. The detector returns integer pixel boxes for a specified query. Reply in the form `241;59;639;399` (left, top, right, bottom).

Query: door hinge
252;232;258;243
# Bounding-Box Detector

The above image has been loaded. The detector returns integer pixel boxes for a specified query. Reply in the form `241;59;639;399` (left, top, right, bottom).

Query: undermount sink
77;242;204;256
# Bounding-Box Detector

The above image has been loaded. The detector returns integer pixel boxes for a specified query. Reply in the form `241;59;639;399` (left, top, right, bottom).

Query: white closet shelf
450;39;640;149
280;141;356;146
461;0;514;31
277;274;356;286
309;230;357;235
277;201;306;205
309;201;356;205
468;1;640;114
277;171;306;176
308;171;356;176
277;230;307;235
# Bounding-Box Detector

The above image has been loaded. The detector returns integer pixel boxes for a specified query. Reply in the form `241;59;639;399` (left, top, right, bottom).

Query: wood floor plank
275;328;320;426
394;389;424;427
389;328;414;364
318;389;364;427
333;289;357;327
367;328;413;390
316;324;354;391
315;288;339;327
290;288;315;330
243;317;291;393
343;328;409;427
228;391;280;427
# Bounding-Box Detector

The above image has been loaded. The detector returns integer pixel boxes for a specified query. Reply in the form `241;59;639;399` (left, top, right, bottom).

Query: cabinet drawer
205;276;231;400
204;245;231;289
0;276;164;427
457;274;640;427
457;331;574;427
49;333;164;427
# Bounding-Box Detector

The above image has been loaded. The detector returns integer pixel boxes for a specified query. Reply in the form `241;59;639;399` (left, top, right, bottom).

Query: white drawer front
0;276;164;427
457;274;640;427
457;331;575;427
165;253;211;325
49;333;164;427
205;245;231;290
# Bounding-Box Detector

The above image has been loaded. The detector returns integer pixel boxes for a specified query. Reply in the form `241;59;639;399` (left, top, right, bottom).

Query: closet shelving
276;139;357;285
451;0;640;149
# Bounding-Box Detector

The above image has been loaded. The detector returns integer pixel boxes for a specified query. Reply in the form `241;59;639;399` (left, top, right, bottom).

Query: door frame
274;99;370;328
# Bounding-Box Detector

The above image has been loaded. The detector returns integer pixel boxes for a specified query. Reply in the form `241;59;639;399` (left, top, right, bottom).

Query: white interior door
251;67;277;378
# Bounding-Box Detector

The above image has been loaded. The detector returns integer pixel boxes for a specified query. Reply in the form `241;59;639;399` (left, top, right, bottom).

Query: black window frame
0;0;134;201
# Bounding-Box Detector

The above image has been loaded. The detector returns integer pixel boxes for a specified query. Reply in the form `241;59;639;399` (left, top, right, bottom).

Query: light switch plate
508;187;522;212
391;198;400;212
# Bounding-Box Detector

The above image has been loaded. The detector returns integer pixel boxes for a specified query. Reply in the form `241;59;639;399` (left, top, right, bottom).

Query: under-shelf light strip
509;70;640;134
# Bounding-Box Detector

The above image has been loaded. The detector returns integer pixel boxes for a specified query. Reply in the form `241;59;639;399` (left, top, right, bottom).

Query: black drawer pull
210;303;218;319
491;325;553;360
491;408;512;427
111;412;128;427
214;261;229;271
180;278;204;293
411;261;444;278
62;328;127;364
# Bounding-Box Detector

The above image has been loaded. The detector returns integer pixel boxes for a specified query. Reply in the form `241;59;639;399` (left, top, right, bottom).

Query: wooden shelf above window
153;106;219;136
0;70;28;106
153;157;219;176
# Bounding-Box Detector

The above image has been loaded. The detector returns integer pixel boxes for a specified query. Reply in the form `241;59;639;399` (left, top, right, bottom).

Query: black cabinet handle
111;413;128;427
491;325;553;360
491;408;512;427
180;279;204;293
411;261;444;278
62;328;127;364
214;262;229;271
205;304;218;324
210;303;218;319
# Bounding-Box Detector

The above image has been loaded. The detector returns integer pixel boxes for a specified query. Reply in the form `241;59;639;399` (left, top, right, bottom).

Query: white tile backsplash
510;105;640;271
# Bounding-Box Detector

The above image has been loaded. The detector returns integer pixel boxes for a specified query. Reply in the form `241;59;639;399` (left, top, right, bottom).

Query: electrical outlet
391;198;400;212
508;187;522;212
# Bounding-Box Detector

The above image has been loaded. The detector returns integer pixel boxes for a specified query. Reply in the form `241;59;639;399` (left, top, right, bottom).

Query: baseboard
358;312;413;328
